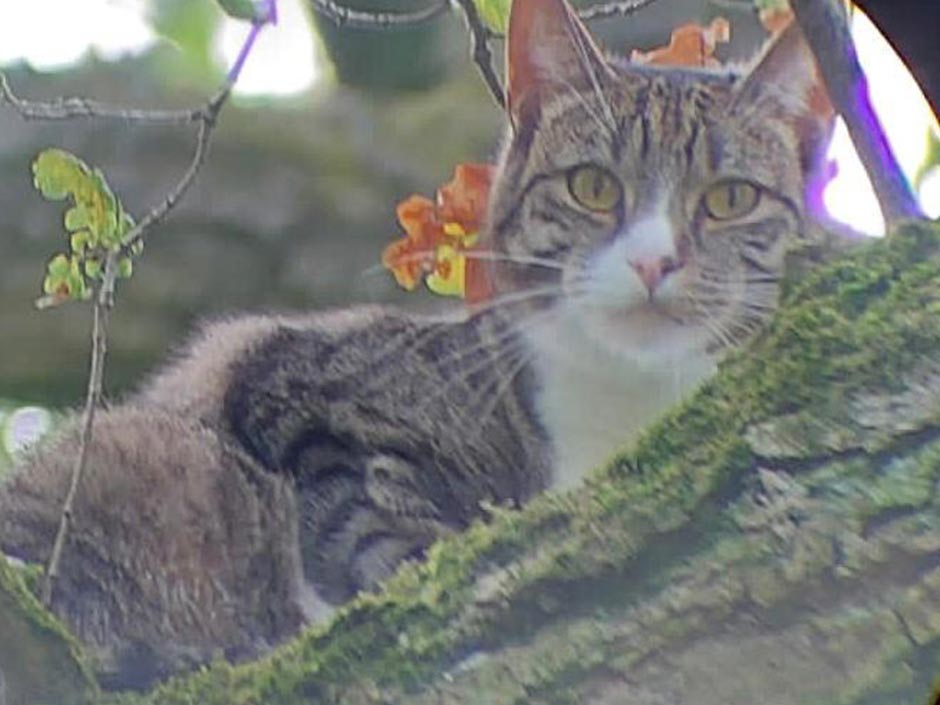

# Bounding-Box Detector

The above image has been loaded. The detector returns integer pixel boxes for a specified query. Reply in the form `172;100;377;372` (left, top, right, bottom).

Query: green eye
702;180;760;220
567;165;623;212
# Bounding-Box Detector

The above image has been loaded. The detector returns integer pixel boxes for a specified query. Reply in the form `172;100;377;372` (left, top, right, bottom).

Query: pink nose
629;256;682;294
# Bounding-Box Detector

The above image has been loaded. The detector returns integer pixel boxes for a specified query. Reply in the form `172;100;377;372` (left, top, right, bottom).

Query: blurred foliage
147;0;224;87
915;127;940;190
474;0;511;32
215;0;268;22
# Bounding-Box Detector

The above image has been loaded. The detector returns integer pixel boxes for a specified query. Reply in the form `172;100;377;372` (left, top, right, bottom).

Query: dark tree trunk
855;0;940;115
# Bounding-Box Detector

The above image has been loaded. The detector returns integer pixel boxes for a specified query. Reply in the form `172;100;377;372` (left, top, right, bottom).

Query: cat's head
484;0;832;364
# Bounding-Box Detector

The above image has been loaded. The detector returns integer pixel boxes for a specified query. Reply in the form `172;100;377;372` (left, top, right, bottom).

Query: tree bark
4;221;939;704
105;220;940;704
0;559;96;705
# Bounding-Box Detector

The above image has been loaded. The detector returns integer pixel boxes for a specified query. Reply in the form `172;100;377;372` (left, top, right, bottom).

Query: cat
0;0;833;690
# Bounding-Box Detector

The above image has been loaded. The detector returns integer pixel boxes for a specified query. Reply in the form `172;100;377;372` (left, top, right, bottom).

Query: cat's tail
0;405;305;690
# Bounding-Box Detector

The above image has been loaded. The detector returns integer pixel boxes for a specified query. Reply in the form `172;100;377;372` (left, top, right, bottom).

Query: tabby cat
0;0;833;689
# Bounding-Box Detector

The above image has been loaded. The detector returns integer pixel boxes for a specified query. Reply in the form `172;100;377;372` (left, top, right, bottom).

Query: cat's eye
701;180;760;221
567;164;623;212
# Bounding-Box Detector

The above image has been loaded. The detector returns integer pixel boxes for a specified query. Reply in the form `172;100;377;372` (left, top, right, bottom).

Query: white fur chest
526;311;715;491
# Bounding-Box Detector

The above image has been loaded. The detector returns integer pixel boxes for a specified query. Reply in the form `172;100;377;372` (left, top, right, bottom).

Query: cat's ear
506;0;613;127
732;21;835;170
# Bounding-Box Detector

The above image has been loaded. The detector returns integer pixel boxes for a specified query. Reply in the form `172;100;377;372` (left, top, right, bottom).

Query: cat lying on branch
0;0;837;690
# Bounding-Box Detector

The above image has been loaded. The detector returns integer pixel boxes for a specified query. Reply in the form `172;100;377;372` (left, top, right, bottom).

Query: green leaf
754;0;789;11
117;258;134;279
39;254;87;306
215;0;263;21
46;254;70;278
118;210;136;239
473;0;510;33
32;149;119;243
914;128;940;190
69;231;89;255
31;148;139;307
84;259;101;280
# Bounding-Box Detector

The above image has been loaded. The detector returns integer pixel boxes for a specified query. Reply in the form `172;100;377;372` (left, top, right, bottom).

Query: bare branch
121;84;232;254
577;0;663;22
0;73;202;125
452;0;506;108
41;252;117;605
309;0;450;29
789;0;923;227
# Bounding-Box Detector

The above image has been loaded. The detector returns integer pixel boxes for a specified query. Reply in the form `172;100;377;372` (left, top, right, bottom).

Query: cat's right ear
506;0;612;128
732;21;835;173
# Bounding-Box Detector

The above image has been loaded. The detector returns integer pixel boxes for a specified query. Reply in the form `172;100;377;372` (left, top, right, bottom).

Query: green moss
0;558;97;705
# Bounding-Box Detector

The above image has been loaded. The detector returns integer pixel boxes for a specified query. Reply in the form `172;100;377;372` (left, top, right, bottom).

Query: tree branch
308;0;450;29
0;73;202;125
788;0;923;227
120;84;231;254
40;252;117;605
452;0;506;108
577;0;663;22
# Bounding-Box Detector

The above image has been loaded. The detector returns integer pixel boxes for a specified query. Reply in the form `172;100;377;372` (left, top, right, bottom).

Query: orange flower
631;17;730;68
382;164;495;304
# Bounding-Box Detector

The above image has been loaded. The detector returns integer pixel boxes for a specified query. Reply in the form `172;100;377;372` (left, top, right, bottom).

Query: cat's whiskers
459;250;568;272
465;343;538;442
554;76;618;141
345;285;564;393
565;21;619;137
412;307;555;425
440;302;558;373
686;287;740;350
358;250;567;279
399;293;558;383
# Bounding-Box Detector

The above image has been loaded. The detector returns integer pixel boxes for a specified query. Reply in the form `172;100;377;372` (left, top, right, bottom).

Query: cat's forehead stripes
516;70;734;188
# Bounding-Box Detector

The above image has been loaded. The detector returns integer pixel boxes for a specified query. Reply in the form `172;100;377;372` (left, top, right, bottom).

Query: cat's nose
629;256;682;295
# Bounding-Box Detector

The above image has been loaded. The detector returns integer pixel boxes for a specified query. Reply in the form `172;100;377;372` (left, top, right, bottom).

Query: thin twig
0;72;202;125
452;0;505;108
309;0;449;29
577;0;663;22
41;252;117;605
789;0;923;226
121;83;232;254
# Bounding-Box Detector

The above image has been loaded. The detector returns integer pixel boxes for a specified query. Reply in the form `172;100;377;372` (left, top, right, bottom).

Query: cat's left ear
732;21;835;171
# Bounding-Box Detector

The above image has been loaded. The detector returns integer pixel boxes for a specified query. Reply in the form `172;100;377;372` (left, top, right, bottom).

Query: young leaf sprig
31;149;140;308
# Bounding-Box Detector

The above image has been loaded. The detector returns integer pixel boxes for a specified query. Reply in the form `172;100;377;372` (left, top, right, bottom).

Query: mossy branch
89;219;939;705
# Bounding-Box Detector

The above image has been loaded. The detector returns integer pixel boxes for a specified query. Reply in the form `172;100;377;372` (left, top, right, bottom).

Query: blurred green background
0;0;774;468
